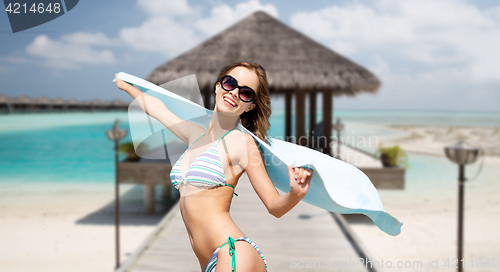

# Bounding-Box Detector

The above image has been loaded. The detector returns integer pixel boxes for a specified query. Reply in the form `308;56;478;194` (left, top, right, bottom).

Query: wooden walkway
116;172;373;272
333;143;382;168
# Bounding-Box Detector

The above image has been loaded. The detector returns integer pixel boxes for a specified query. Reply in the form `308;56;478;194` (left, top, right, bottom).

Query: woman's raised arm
241;133;313;218
114;74;205;144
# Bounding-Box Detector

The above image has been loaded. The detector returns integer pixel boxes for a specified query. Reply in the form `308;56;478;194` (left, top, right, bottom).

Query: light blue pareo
114;72;403;236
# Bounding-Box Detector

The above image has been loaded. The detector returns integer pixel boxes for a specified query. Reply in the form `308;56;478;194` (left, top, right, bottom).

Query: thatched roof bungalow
0;94;129;113
146;11;380;154
35;96;51;104
0;94;11;104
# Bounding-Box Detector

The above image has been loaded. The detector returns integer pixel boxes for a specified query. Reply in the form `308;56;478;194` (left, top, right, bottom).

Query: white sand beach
0;184;168;272
347;125;500;271
0;124;498;272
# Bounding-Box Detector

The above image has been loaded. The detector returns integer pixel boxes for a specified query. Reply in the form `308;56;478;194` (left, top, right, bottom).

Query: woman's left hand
287;162;313;198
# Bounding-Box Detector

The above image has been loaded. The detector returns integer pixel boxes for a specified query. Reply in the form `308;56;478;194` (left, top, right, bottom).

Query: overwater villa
0;94;130;113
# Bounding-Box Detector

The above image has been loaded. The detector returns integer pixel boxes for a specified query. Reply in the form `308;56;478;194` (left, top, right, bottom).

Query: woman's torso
170;129;247;267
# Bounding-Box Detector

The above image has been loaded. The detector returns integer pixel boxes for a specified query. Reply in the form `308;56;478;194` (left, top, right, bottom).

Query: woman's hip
204;236;267;272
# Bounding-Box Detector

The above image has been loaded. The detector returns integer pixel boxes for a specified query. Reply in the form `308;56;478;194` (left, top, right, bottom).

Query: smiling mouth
224;97;237;107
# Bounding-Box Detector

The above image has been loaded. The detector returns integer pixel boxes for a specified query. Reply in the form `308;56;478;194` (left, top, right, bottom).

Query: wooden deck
116;172;374;272
336;144;405;190
118;162;173;213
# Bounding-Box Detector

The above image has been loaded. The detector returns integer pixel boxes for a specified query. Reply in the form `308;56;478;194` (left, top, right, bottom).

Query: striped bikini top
170;129;237;196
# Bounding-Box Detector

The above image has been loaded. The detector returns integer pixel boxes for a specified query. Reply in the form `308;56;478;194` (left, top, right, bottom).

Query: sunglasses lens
221;76;237;91
239;87;255;102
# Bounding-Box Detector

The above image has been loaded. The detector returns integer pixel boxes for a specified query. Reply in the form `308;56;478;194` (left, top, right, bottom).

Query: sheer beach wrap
114;72;403;236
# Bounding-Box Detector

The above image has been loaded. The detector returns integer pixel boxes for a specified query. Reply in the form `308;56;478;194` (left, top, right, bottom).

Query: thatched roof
0;94;11;103
15;95;35;104
90;99;104;106
50;97;65;105
111;99;128;106
146;11;380;96
35;96;50;104
67;98;79;105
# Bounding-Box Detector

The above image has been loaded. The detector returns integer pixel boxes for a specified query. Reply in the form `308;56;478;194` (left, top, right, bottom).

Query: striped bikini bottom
203;236;267;272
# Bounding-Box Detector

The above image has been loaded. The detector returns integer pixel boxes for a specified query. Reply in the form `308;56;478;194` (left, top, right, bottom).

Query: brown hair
215;62;271;144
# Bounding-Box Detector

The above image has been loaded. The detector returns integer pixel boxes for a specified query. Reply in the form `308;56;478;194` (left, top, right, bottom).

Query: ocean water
0;110;497;187
0;112;131;185
333;110;500;127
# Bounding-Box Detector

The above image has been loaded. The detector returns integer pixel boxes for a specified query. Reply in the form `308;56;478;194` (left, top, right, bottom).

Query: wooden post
204;88;211;109
309;91;317;148
114;140;120;269
457;164;465;272
163;184;171;199
285;92;292;142
144;184;155;213
296;90;306;146
323;89;333;155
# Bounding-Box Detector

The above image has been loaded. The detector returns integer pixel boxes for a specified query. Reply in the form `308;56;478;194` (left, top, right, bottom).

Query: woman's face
215;66;258;116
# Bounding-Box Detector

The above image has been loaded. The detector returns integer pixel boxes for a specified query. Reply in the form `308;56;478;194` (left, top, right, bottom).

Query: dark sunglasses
219;75;256;103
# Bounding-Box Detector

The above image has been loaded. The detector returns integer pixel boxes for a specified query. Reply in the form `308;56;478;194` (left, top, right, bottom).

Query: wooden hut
0;94;13;113
90;99;104;111
35;96;51;110
11;95;36;111
110;99;129;110
66;98;80;110
146;11;380;155
49;97;66;110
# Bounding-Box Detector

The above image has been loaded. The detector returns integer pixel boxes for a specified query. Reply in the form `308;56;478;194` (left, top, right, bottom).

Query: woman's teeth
224;97;236;107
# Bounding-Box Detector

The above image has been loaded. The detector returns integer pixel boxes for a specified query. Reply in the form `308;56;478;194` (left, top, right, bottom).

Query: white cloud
60;32;114;46
290;0;500;111
25;32;116;69
290;0;500;82
195;0;279;36
119;16;201;56
120;0;278;56
14;0;278;69
137;0;191;17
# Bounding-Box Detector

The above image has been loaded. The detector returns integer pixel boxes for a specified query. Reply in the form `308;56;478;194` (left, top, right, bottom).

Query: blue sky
1;0;499;112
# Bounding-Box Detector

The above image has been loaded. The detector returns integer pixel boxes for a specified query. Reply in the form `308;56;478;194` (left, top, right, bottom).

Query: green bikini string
219;236;237;272
224;184;238;196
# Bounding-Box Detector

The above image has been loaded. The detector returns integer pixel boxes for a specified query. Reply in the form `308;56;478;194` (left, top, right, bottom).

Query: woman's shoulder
223;129;249;144
223;130;259;156
228;129;257;144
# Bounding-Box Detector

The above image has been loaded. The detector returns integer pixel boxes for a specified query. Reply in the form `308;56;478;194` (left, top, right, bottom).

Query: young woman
115;62;313;272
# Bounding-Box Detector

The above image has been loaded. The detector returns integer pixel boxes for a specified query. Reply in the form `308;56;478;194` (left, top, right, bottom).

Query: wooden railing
117;162;173;213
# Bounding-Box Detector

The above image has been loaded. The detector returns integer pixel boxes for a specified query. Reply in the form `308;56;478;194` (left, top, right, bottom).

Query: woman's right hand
287;162;312;199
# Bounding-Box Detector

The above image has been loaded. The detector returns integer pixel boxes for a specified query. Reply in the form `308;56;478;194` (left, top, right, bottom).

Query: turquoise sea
0;110;498;191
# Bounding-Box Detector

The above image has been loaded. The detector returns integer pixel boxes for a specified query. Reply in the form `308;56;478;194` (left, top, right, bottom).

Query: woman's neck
207;108;240;138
